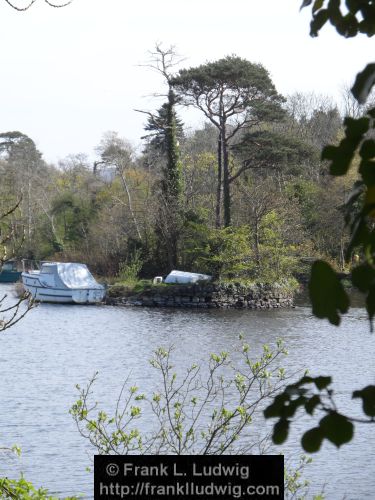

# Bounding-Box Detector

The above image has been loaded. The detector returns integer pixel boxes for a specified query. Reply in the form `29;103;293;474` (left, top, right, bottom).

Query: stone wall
106;282;294;309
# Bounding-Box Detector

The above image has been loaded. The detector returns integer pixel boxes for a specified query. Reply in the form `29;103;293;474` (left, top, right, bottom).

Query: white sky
0;0;374;164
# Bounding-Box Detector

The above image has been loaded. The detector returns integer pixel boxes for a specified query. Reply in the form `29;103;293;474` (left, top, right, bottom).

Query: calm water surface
0;284;374;499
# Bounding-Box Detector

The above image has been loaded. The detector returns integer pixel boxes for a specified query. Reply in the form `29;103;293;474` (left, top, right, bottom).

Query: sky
0;0;374;165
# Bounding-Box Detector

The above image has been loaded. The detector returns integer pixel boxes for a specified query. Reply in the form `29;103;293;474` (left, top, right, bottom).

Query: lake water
0;283;374;499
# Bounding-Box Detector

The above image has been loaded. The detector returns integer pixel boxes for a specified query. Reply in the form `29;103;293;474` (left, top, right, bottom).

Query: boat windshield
1;261;16;271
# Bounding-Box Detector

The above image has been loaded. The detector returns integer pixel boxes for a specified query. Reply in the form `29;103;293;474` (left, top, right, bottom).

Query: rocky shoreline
106;282;294;309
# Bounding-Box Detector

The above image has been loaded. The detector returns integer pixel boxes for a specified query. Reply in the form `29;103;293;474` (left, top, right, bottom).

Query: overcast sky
0;0;374;164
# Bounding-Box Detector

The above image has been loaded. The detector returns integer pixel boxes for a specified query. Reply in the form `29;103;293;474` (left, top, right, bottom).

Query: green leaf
358;15;375;36
309;260;350;325
312;0;324;13
300;0;313;9
323;118;369;176
319;413;354;447
314;376;332;390
351;264;375;292
305;395;321;415
328;0;344;30
345;116;370;140
352;63;375;104
345;0;363;14
301;427;324;452
346;216;370;259
337;13;358;37
310;9;330;36
322;141;354;176
352;385;375;417
272;418;289;445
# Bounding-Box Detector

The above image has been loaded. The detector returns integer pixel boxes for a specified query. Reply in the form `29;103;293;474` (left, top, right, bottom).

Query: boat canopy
40;262;104;290
164;270;212;284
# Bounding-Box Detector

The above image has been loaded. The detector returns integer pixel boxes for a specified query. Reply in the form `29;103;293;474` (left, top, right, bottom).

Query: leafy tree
143;102;184;157
163;88;183;203
50;192;94;246
138;45;185;269
0;131;50;258
257;211;298;283
195;225;254;280
171;56;285;227
138;44;184;204
265;0;375;453
232;129;319;187
95;131;143;242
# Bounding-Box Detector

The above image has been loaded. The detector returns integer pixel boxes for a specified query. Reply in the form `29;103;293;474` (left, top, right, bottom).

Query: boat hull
0;271;22;283
22;274;106;304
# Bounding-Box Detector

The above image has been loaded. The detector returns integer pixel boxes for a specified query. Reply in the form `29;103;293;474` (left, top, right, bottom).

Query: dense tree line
0;54;350;284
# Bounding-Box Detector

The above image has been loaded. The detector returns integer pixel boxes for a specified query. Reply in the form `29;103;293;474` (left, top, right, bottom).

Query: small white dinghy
164;270;212;284
22;262;106;304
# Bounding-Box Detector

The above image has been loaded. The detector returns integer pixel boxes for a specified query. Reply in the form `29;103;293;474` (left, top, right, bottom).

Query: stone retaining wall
106;282;294;309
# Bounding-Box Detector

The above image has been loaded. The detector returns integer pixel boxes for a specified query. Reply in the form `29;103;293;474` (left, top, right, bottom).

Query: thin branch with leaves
70;337;299;456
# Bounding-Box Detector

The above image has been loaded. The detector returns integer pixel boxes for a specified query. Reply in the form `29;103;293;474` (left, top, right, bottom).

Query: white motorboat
22;262;106;304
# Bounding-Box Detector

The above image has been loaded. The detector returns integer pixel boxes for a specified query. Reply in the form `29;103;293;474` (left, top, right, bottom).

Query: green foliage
163;90;183;202
285;179;321;230
117;248;143;286
264;0;375;453
0;199;23;264
51;192;96;247
352;63;375;104
263;375;369;452
178;211;298;284
71;340;320;497
309;260;349;325
143;101;184;154
178;215;211;271
195;225;253;279
172;56;284;109
266;1;375;456
233;129;319;178
0;475;78;499
302;0;375;38
258;211;298;282
172;55;285;227
284;454;325;500
71;339;289;456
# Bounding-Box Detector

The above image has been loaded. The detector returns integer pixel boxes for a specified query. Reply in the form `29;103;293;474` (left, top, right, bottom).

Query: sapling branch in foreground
70;338;299;456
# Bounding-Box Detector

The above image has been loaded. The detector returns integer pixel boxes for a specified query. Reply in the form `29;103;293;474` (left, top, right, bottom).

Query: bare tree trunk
254;215;260;268
222;132;231;227
216;132;222;228
118;167;142;241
